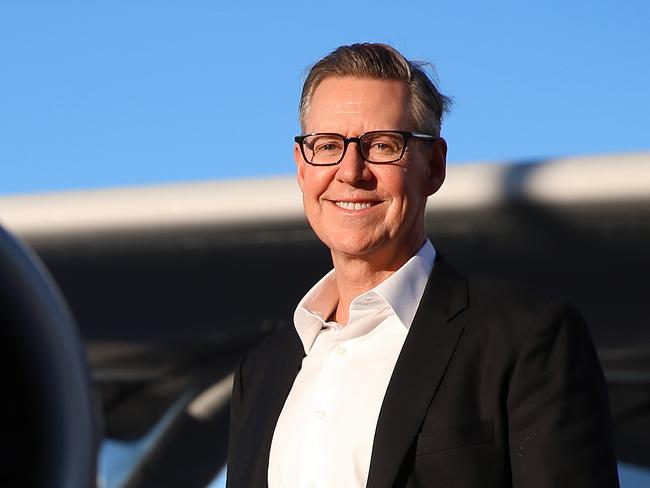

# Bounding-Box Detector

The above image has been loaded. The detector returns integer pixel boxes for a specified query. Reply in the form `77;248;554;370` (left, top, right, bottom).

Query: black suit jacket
226;257;619;487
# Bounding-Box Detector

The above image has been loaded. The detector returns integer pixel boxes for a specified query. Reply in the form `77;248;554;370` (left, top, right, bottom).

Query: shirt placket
300;330;347;488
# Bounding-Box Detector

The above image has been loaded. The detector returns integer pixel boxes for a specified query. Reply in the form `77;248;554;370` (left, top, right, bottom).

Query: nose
335;141;372;185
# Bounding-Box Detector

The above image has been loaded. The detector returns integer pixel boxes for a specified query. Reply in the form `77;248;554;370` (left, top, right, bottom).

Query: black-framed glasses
294;130;437;166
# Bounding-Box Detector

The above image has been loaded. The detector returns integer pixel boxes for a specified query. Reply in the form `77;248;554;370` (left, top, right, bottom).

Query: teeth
335;201;374;210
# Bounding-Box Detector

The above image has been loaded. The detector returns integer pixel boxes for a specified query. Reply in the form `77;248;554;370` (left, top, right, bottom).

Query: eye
307;135;343;154
371;141;393;152
364;133;403;154
316;142;341;153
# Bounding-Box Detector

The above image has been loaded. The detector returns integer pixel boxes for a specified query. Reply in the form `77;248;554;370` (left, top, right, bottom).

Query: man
226;43;619;487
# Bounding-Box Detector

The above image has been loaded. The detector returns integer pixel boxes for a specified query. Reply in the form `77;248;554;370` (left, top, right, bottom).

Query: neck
331;237;425;325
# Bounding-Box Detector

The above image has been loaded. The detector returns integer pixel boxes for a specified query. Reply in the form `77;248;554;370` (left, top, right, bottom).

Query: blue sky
1;0;649;195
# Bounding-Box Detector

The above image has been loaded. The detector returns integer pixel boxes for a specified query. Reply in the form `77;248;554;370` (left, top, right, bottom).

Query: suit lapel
366;256;468;488
244;328;305;487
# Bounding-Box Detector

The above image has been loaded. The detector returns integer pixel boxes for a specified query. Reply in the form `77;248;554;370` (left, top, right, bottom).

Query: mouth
333;201;379;211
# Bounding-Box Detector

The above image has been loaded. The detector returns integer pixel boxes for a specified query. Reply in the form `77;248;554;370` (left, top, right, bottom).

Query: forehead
305;76;412;133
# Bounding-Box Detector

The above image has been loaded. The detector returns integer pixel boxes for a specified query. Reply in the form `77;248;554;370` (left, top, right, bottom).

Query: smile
334;201;377;210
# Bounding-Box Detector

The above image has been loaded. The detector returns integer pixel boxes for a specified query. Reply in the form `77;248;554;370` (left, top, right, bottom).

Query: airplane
1;151;649;487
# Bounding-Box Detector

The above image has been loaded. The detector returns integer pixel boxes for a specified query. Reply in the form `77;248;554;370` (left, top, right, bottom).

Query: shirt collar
293;240;436;354
373;239;436;330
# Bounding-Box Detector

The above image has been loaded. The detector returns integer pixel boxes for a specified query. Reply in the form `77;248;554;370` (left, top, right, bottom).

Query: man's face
295;76;446;266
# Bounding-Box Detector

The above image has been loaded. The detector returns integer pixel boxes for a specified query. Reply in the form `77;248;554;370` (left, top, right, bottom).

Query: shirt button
336;346;347;356
315;410;326;419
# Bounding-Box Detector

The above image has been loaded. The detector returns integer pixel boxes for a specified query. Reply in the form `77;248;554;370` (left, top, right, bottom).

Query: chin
323;232;384;258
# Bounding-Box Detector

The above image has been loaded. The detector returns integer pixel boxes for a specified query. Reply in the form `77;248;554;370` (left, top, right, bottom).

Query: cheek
302;170;334;201
382;170;410;204
387;173;426;218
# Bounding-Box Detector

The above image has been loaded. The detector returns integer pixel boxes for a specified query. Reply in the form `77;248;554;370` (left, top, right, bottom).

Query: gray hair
298;43;451;136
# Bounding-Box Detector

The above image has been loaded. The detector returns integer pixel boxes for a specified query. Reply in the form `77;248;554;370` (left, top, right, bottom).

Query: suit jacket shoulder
463;275;579;350
239;323;303;383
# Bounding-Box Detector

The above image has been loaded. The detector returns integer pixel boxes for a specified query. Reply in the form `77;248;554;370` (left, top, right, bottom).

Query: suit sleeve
226;354;246;488
506;299;619;488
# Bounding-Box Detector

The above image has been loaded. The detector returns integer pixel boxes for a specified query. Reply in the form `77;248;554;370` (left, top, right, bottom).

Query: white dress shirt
268;240;436;488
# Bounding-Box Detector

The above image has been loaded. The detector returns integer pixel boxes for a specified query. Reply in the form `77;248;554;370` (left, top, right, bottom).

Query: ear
424;137;447;196
294;143;306;192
